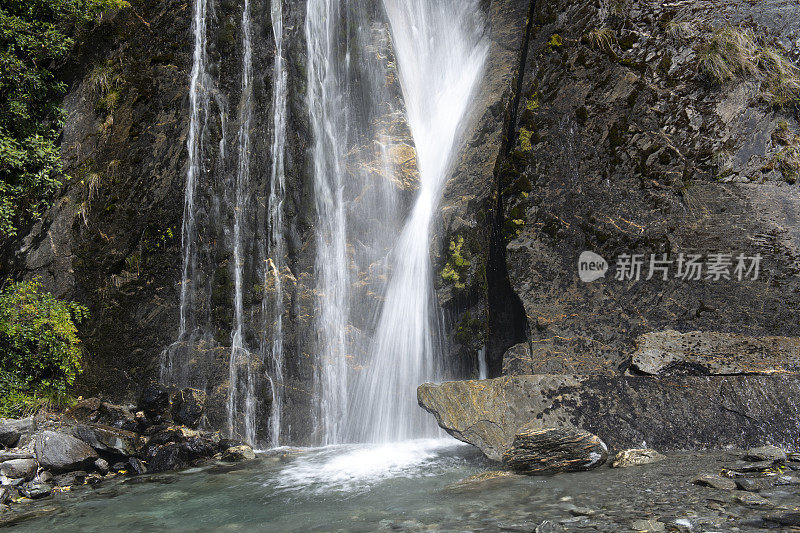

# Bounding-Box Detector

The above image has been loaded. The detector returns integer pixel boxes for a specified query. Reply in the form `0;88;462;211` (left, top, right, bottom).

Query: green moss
454;312;483;347
618;57;647;73
441;236;471;290
547;34;564;51
714;168;734;181
525;92;540;111
519;128;533;152
503;205;527;240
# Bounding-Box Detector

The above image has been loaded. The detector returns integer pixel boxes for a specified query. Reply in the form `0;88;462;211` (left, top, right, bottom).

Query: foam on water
272;438;468;494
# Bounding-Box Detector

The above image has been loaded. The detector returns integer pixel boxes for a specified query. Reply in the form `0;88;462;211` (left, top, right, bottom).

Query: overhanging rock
417;375;800;461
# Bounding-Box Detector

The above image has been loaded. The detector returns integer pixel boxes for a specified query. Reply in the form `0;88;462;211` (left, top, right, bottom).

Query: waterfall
348;0;489;442
228;0;255;443
264;0;287;448
306;0;352;445
160;0;211;385
165;0;487;447
478;346;488;380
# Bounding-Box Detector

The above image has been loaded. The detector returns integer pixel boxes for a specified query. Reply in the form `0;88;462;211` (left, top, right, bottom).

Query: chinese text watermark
578;252;761;283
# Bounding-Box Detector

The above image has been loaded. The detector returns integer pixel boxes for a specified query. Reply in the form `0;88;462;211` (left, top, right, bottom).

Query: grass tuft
584;27;616;53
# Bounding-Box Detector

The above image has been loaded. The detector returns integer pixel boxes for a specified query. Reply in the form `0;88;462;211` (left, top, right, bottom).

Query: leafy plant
0;0;129;239
0;278;89;416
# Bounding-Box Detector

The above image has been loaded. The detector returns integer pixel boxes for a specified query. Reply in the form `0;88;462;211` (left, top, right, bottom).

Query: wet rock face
494;0;800;375
418;374;800;460
139;384;171;423
501;426;607;475
170;388;205;429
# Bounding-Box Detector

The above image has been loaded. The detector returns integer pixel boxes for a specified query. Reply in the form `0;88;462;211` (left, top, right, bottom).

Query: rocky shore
0;385;255;525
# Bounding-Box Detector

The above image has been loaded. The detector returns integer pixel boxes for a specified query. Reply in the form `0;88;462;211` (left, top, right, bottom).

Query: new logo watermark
578;251;762;282
578;251;608;282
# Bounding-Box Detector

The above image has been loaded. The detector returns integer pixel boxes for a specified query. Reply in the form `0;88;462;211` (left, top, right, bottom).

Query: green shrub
0;0;129;239
0;278;88;416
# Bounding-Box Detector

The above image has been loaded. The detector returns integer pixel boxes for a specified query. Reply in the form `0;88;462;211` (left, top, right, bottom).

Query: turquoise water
7;442;788;532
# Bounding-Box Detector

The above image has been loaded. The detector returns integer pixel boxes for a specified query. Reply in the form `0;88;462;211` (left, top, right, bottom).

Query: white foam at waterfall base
271;438;468;495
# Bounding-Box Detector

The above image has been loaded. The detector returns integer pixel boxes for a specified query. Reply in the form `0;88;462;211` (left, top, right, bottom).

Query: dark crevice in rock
485;0;536;377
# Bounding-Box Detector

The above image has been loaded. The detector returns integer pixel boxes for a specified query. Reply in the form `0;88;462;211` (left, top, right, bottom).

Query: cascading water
347;0;489;443
263;0;288;448
305;0;352;445
160;0;211;385
228;0;255;444
165;0;486;448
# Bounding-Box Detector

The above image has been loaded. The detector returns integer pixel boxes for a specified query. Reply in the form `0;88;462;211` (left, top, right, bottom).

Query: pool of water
7;440;795;532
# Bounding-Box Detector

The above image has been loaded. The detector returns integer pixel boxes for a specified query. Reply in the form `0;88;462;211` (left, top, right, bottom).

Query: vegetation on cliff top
0;278;88;416
696;25;800;107
0;0;128;240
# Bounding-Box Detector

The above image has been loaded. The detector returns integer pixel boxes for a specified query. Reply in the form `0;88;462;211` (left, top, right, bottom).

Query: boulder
743;445;786;463
171;388;205;429
631;519;666;532
20;481;52;499
64;399;137;431
417;375;800;460
692;473;737;490
34;431;98;472
731;460;776;473
139;384;171;422
612;449;666;468
148;444;188;473
73;424;144;456
0;418;34;448
0;459;36;481
502;343;533;375
765;513;800;527
0;486;10;505
221;445;255;462
501;426;607;475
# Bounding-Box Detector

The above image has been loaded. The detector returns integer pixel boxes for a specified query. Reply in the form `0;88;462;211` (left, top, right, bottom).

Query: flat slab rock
502;426;607;475
417;375;800;461
631;330;800;375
